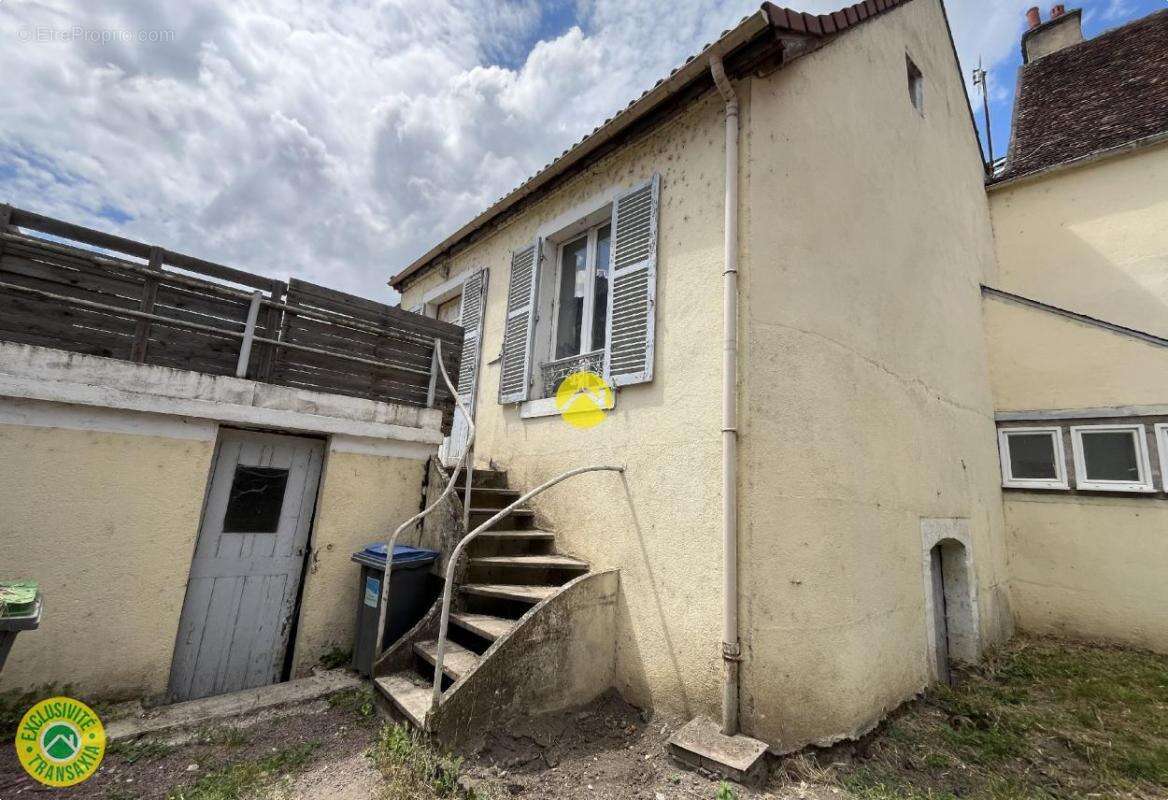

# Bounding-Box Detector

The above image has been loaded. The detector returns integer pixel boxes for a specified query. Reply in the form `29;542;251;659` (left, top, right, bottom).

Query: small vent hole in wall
906;54;924;113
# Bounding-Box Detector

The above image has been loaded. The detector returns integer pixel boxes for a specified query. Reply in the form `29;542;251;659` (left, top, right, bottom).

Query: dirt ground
460;691;828;800
2;637;1162;800
0;695;381;800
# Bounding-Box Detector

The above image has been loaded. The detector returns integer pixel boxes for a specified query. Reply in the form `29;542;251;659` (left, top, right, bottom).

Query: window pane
555;237;588;359
1081;431;1140;482
591;224;611;352
1008;433;1058;480
222;466;289;533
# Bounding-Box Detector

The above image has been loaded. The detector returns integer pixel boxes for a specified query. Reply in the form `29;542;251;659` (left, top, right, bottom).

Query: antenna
972;57;994;171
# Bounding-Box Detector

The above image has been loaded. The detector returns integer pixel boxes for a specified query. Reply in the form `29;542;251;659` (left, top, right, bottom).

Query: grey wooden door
169;429;325;702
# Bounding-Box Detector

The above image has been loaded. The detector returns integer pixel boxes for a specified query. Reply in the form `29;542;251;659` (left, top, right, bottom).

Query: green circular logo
15;697;105;787
41;722;82;761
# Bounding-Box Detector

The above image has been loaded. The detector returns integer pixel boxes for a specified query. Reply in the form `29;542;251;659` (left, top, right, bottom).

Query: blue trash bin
351;543;439;676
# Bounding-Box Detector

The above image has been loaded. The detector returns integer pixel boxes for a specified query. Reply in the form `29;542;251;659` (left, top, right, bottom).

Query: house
0;206;464;704
983;7;1168;653
385;0;1013;758
2;0;1163;778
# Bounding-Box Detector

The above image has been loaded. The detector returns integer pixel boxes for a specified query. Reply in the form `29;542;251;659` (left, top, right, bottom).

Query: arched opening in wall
927;538;977;685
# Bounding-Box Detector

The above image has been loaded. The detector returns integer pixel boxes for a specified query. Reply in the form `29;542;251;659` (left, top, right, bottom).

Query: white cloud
0;0;1057;300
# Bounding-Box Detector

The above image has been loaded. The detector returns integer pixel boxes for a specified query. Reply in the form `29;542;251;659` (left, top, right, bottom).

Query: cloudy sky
0;0;1160;303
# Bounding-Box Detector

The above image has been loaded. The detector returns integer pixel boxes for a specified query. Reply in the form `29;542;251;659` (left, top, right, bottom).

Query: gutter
709;53;741;738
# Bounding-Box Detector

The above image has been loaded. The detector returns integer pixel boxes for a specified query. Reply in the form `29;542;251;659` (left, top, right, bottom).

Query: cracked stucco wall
738;0;1013;750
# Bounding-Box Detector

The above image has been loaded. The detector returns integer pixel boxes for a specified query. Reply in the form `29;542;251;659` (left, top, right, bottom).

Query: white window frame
1069;424;1155;493
998;426;1068;490
1156;424;1168;492
551;222;610;360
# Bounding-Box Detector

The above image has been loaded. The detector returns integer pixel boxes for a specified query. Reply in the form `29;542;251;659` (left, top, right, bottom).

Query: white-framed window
1069;424;1155;493
998;426;1068;489
552;222;611;360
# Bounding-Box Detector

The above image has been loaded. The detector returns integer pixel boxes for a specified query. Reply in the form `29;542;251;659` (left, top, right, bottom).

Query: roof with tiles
391;0;916;289
998;9;1168;183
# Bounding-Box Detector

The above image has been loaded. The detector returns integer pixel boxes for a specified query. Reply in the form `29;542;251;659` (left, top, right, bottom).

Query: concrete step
449;612;517;642
469;507;534;518
469;555;589;571
414;639;481;681
460;583;558;604
455;468;508;489
473;530;555;541
374;672;431;729
464;487;523;508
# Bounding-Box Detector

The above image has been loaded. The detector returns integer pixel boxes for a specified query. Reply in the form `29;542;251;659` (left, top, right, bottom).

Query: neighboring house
0;206;463;704
388;0;1013;755
984;8;1168;653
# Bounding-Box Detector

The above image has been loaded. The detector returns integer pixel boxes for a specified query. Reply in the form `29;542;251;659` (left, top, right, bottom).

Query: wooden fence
0;204;463;428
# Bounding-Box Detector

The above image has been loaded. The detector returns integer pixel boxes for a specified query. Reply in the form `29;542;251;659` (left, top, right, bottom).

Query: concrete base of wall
668;716;769;787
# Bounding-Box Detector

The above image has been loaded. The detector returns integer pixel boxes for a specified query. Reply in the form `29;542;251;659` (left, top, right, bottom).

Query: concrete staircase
373;466;609;738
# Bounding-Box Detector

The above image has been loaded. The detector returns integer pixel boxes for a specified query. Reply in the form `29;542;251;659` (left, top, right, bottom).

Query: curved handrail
373;339;476;658
430;464;625;708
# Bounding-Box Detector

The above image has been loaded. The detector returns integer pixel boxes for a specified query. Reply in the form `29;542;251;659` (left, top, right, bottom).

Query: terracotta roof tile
1000;9;1168;181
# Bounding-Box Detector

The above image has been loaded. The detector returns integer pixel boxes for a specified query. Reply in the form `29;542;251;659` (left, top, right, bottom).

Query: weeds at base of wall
318;646;353;670
780;637;1168;800
0;682;127;741
368;723;502;800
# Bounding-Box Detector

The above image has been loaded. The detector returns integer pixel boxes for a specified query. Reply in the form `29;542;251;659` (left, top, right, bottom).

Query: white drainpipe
709;53;741;737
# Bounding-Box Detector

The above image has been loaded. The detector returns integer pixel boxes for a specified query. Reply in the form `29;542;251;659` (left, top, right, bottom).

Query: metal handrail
430;463;625;708
373;338;476;657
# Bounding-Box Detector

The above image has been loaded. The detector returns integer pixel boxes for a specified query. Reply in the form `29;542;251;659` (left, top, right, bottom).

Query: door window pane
591;224;611;352
222;466;289;533
555;236;588;359
1081;431;1140;482
1007;433;1058;480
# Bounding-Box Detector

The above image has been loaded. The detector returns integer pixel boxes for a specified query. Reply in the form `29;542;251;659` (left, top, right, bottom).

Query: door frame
169;426;327;701
920;518;982;683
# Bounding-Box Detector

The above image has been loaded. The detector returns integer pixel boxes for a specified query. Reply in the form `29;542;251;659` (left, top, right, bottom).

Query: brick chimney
1022;6;1084;63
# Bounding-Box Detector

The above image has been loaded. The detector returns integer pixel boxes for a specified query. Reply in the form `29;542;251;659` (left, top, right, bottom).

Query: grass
327;686;377;718
166;742;319;800
806;638;1168;800
368;722;500;800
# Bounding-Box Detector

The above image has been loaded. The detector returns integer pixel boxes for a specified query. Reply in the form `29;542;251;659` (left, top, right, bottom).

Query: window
1070;424;1154;492
553;222;611;360
906;55;924;113
222;466;289;532
998;427;1068;489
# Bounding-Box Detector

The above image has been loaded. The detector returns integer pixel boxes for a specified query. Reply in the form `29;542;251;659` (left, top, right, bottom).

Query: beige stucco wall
400;85;731;723
0;415;215;701
398;0;1015;751
1005;494;1168;652
0;398;431;703
983;294;1168;411
289;446;427;677
738;0;1012;749
985;129;1168;658
988;140;1168;336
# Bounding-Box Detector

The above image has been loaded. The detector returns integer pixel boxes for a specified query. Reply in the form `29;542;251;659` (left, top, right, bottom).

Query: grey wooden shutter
604;174;660;387
498;241;541;403
456;269;487;414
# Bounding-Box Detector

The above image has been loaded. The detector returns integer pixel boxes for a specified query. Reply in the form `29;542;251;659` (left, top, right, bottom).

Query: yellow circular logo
554;370;613;429
15;697;105;787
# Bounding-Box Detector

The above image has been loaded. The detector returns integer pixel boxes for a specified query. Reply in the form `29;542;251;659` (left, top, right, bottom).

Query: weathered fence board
0;206;463;430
